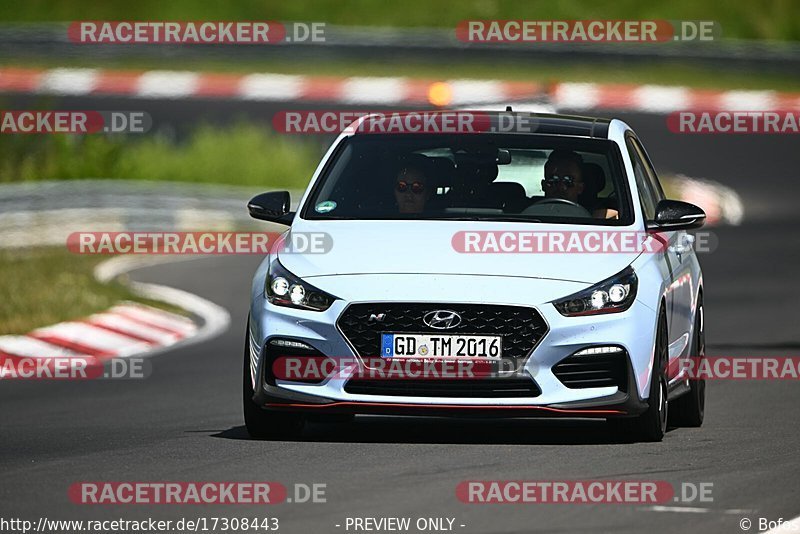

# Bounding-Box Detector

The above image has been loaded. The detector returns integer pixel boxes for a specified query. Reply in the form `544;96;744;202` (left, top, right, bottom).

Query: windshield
303;133;632;225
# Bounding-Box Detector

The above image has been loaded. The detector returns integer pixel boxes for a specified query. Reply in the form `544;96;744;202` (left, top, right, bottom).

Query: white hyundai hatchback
244;112;706;442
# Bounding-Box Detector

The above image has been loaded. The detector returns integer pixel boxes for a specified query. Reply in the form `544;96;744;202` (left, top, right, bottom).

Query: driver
541;149;585;203
539;150;617;219
394;163;432;214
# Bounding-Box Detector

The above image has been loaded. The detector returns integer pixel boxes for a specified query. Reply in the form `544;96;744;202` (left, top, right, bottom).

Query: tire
669;295;705;427
609;309;669;442
243;323;305;439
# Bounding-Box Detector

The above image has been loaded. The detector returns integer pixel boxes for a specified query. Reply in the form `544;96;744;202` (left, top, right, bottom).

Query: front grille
344;377;541;398
337;303;548;361
552;350;629;391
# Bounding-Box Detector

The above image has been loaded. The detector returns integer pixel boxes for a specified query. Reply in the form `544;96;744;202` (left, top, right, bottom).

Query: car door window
626;137;658;220
630;137;665;202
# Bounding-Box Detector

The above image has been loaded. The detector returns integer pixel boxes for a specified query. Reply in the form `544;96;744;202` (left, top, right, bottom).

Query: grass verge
0;247;185;335
0;122;323;189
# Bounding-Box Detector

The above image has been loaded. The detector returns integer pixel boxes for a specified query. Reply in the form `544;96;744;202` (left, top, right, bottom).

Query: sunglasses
544;175;580;187
396;180;425;194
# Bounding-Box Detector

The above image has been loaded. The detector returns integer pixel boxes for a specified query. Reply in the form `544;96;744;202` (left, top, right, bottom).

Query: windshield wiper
486;216;543;223
431;216;542;223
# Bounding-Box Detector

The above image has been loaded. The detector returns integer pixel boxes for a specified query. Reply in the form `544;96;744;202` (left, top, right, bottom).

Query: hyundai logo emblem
423;310;462;330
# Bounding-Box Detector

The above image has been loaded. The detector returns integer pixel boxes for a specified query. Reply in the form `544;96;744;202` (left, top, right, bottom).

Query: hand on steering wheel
536;197;583;208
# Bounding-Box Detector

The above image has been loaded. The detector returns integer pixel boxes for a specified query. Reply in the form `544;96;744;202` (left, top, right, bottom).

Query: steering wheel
535;197;579;207
523;197;592;217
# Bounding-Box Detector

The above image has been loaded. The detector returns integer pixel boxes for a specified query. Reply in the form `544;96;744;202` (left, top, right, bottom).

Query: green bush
0;123;322;189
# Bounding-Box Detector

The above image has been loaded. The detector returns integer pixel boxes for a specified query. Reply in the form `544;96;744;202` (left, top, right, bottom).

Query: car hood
279;220;645;284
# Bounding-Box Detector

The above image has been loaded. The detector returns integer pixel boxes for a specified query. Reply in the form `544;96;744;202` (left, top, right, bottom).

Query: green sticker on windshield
315;200;337;213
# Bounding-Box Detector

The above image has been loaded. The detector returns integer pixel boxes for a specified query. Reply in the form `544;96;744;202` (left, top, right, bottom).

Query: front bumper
248;275;658;416
256;376;647;418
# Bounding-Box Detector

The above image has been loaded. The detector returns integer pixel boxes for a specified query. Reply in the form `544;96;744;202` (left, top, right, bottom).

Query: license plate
381;333;502;359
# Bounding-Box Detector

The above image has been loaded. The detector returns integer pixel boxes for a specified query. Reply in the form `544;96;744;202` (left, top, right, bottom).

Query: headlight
265;259;337;311
553;266;637;316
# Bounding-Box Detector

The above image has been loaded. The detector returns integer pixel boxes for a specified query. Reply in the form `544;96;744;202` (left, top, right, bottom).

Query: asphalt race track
1;109;799;533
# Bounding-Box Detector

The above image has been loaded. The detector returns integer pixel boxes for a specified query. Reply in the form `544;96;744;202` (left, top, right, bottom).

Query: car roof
502;112;612;138
350;110;613;139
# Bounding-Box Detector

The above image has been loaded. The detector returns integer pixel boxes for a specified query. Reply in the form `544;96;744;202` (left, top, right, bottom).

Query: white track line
720;90;777;111
122;279;230;353
93;255;231;356
449;79;505;105
0;336;83;357
644;505;754;514
32;322;152;357
6;67;800;112
110;303;196;336
87;312;182;345
38;68;98;95
341;76;406;104
646;505;711;513
239;73;305;101
644;505;800;531
634;85;691;113
118;302;196;326
136;70;199;98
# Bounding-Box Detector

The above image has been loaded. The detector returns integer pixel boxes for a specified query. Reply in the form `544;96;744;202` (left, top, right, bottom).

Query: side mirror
247;191;294;225
496;149;512;165
647;199;706;231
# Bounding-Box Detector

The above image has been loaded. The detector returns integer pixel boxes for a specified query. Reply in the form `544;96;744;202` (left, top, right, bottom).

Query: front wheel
609;310;669;442
243;324;305;439
669;295;705;427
